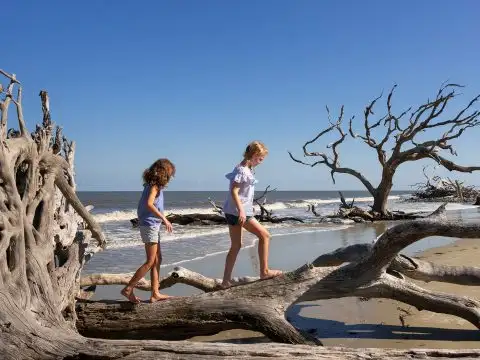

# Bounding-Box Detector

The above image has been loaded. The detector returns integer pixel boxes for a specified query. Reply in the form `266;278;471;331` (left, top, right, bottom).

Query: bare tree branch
290;83;480;215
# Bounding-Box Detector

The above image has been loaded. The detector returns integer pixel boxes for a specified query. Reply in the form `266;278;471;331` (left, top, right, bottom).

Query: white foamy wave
392;201;479;214
446;203;479;210
261;202;288;211
263;195;401;210
93;207;218;223
302;195;400;205
94;210;138;223
92;194;416;224
167;207;218;215
101;225;230;250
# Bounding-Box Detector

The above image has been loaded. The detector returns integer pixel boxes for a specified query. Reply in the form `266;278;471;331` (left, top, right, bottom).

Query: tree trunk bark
372;169;395;215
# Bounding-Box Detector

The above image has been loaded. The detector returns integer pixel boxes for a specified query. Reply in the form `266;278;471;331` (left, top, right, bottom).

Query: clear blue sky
3;1;480;191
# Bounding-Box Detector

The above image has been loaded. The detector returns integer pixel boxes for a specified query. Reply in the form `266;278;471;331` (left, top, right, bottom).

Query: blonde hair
243;141;268;160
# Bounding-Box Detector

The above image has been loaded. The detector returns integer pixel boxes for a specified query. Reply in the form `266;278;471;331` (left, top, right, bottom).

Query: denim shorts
224;213;252;226
139;226;161;243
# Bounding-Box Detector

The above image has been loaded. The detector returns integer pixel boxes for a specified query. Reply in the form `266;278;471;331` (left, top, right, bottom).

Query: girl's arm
146;185;173;232
230;183;246;224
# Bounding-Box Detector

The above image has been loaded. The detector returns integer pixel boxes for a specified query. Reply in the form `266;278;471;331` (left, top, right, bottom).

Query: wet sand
191;237;480;348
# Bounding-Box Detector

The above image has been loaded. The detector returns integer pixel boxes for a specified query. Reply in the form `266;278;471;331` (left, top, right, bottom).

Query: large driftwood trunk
0;70;105;359
3;70;480;359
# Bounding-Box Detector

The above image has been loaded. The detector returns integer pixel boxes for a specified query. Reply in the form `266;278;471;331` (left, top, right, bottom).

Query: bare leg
150;242;171;302
121;243;157;303
222;224;243;288
243;218;282;279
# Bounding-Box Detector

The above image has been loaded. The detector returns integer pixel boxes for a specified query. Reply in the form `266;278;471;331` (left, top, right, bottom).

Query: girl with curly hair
121;158;175;303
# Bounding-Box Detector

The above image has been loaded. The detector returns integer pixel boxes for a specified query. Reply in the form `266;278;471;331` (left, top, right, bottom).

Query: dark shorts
224;213;253;226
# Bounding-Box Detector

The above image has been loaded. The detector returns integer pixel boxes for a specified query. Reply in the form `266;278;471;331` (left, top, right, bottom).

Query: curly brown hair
142;158;176;189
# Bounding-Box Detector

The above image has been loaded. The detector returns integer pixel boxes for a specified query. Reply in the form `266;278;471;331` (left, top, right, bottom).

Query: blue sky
3;1;480;191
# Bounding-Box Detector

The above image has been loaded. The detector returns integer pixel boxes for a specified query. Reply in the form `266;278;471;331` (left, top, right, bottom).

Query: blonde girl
222;141;282;288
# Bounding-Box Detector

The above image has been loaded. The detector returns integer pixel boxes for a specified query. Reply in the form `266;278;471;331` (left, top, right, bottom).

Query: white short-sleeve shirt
223;165;258;216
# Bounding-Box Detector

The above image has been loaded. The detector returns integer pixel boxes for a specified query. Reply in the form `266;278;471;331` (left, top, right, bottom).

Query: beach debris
397;307;413;328
289;83;480;216
410;166;479;202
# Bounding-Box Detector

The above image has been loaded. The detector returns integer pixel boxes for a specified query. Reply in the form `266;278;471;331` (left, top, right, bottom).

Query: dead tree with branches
289;84;480;218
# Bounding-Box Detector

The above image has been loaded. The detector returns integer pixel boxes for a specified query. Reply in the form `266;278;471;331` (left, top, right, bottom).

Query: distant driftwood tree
4;70;480;359
289;84;480;217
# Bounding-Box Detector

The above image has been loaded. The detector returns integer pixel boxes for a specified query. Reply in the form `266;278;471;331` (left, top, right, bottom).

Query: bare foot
150;293;172;303
121;287;141;304
260;269;283;280
220;280;232;289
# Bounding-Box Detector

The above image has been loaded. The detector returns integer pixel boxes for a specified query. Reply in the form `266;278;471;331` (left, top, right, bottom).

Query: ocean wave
92;195;404;223
93;210;138;223
92;194;476;225
391;201;478;213
101;221;353;252
93;207;215;223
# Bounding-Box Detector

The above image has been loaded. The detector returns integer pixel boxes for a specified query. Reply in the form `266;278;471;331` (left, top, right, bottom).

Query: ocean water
79;190;479;275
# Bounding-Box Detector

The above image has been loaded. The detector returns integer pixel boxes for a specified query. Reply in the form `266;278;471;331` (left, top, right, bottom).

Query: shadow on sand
287;303;480;341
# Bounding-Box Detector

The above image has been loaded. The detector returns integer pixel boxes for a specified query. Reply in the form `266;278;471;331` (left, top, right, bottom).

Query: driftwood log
3;70;480;359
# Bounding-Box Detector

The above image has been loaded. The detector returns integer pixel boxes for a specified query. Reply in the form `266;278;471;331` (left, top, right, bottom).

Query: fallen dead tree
4;70;480;359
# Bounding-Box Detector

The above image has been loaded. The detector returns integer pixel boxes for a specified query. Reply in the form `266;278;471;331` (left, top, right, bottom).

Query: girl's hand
238;210;246;225
163;219;173;233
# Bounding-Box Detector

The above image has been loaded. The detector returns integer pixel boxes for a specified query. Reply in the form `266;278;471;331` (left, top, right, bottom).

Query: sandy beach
191;237;480;348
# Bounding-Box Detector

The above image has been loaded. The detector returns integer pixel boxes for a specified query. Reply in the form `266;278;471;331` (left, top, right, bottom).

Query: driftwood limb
208;197;223;214
80;267;258;294
313;243;480;286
